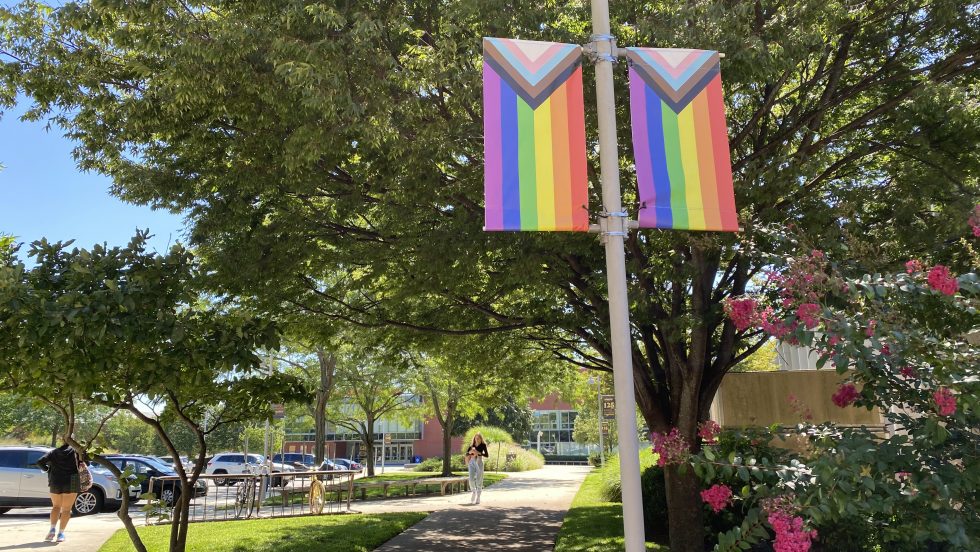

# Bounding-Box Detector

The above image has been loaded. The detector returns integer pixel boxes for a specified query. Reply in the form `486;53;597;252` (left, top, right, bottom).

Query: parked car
0;445;139;515
272;453;316;471
155;455;192;471
104;455;207;505
331;458;363;472
205;453;295;486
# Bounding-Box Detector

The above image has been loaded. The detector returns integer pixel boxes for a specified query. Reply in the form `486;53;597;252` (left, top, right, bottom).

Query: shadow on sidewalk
375;506;565;551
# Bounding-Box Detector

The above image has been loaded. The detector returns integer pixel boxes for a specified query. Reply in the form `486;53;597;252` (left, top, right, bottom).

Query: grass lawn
98;512;426;552
554;468;667;552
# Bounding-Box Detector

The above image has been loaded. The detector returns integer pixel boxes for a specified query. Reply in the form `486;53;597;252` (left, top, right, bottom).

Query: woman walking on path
466;433;489;505
37;443;81;543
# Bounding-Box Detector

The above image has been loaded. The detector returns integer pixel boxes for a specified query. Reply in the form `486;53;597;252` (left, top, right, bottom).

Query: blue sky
0;98;187;257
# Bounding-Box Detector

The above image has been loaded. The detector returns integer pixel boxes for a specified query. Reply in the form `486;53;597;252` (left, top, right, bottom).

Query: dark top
468;443;489;458
37;445;79;487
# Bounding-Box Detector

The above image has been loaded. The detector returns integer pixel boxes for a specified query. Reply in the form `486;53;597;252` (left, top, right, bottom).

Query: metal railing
144;470;357;525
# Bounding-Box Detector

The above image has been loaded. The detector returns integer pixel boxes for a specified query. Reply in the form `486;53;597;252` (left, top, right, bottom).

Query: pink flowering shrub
707;247;978;551
926;265;958;295
768;512;818;552
724;297;759;332
698;420;721;444
831;383;859;408
970;204;980;237
650;428;690;467
933;387;956;416
795;303;821;329
700;483;733;513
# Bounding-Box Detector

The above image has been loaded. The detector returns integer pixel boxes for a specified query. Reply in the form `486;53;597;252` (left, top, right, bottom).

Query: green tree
0;234;307;552
103;412;157;454
571;372;617;452
0;391;63;445
410;334;555;476
327;337;417;477
456;399;534;444
731;339;778;373
3;3;978;549
267;343;336;464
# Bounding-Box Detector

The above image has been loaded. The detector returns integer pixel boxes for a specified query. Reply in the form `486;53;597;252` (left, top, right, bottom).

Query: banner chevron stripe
626;48;720;113
484;38;582;109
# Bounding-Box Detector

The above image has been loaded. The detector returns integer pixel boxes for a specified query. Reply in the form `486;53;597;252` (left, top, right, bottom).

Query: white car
0;446;140;515
205;453;295;486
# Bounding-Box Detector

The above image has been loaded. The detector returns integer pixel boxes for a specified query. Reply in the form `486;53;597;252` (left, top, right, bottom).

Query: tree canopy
2;2;978;550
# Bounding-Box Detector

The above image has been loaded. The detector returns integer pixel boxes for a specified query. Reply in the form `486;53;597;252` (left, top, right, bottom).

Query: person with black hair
36;443;81;543
465;433;489;505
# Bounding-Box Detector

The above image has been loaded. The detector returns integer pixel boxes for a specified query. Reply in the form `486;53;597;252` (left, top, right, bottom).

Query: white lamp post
588;375;605;466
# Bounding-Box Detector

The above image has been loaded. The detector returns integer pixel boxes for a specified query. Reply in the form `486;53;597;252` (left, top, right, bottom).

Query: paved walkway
364;465;590;551
0;465;590;551
0;507;131;551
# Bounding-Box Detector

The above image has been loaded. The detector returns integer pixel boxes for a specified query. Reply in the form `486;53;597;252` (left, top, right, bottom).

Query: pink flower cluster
933;387;956;416
969;204;980;237
905;259;924;273
865;319;877;338
698;420;721;444
926;265;958;296
900;365;917;379
650;428;690;467
796;303;821;329
769;512;818;552
762;308;797;339
700;484;733;513
724;297;759;332
771;250;831;309
831;383;859;408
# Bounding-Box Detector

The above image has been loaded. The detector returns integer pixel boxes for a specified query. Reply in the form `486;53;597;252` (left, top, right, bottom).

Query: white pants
468;457;484;491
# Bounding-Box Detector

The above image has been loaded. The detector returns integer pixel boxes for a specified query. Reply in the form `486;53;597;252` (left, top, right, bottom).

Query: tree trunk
364;415;376;476
440;406;455;477
313;349;335;464
441;428;453;476
116;489;147;552
313;413;326;464
664;464;705;552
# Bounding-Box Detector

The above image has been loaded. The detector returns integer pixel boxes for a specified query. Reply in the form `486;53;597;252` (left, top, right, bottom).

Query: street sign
383;433;392;444
272;403;285;420
601;421;610;433
601;394;616;420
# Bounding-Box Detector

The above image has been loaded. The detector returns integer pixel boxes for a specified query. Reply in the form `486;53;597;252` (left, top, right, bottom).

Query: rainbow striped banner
483;38;589;231
626;48;738;232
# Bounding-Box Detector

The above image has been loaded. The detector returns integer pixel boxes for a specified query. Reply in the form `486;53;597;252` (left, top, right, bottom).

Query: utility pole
589;1;645;550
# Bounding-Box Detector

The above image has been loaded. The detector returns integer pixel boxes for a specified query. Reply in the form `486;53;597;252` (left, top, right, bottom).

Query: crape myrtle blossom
933;387;956;416
831;383;859;408
926;265;958;296
700;484;733;513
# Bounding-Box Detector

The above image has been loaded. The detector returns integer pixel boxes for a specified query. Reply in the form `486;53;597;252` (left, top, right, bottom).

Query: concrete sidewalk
365;465;590;551
0;508;129;552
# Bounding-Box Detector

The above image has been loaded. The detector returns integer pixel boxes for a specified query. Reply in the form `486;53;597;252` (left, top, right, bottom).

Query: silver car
0;446;139;515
